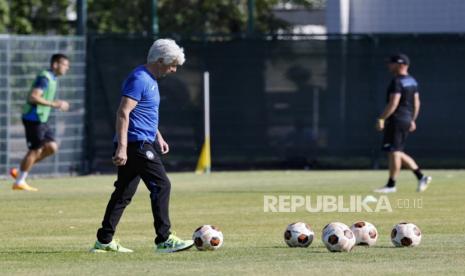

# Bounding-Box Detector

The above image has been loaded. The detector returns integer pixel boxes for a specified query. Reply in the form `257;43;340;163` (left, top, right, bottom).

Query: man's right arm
113;96;138;166
413;92;420;121
29;88;62;108
409;92;421;132
28;76;69;111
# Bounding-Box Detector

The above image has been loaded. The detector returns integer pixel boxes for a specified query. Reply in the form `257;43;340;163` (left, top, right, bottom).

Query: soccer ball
284;222;314;247
391;222;422;247
322;222;356;252
350;221;378;246
192;225;224;251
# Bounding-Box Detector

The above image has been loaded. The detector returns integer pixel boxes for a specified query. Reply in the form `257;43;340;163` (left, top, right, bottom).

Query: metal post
204;72;211;150
54;39;59;175
5;35;11;175
195;72;211;174
203;71;211;174
313;87;319;138
151;0;159;36
247;0;255;36
77;0;87;35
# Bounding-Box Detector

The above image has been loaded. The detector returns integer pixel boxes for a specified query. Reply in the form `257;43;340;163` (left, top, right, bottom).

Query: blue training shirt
117;65;160;143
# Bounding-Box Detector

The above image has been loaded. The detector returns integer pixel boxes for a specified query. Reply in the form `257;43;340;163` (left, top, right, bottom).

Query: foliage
0;0;324;35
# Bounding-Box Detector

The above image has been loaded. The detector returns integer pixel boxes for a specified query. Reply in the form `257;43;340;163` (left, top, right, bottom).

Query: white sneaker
417;176;432;192
373;186;397;193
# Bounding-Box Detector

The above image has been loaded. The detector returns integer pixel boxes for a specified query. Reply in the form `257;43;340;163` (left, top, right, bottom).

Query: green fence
86;35;465;172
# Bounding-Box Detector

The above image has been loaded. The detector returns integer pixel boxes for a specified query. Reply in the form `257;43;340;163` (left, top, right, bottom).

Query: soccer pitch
1;170;464;275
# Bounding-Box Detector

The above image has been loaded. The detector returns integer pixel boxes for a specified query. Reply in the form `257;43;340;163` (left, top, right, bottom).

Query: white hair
147;39;185;65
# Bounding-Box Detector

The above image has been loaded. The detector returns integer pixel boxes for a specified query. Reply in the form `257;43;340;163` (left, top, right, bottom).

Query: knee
111;189;133;206
45;142;58;155
121;197;133;206
163;178;171;191
29;148;43;157
148;178;171;195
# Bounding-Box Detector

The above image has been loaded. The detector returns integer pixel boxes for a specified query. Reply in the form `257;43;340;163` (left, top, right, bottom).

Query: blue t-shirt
117;65;160;143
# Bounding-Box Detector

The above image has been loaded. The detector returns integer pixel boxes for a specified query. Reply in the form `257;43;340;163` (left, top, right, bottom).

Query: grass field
1;170;464;275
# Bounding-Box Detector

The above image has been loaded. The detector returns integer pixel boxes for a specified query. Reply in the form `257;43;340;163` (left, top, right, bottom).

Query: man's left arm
376;94;401;131
157;129;170;154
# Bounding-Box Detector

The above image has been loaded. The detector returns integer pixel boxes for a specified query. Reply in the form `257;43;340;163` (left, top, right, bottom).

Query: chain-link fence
86;35;465;172
0;35;85;177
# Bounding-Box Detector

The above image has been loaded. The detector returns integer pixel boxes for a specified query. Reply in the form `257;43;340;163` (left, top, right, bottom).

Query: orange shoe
12;182;38;192
9;168;18;179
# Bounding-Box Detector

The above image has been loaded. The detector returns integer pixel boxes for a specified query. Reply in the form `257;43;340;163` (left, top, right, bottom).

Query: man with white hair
91;39;194;253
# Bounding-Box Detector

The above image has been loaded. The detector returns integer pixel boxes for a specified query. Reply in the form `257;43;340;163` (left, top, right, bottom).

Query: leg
19;148;43;172
388;151;402;180
400;152;419;170
374;122;398;193
14;147;43;190
96;158;141;244
136;142;193;252
400;151;428;182
138;143;172;244
15;120;56;180
19;142;58;172
35;141;58;162
383;120;407;187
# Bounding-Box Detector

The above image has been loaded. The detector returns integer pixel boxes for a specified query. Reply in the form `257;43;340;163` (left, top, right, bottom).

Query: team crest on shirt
145;150;154;160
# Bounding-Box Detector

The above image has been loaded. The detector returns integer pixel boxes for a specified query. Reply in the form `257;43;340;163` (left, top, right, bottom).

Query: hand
158;135;170;154
376;118;385;131
53;100;70;111
112;146;127;166
409;121;416;132
59;100;70;111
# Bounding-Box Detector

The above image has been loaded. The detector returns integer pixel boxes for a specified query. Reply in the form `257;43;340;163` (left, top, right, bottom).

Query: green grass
1;170;464;275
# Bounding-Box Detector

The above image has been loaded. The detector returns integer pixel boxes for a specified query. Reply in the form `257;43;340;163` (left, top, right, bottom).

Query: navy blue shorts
22;119;55;150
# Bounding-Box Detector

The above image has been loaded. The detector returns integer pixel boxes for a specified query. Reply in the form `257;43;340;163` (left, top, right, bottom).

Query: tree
0;0;9;33
1;0;324;35
87;0;151;34
87;0;289;36
0;0;72;34
157;0;247;35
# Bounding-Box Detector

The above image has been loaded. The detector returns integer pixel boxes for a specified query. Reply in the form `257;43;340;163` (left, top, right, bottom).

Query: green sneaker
90;239;133;253
155;233;194;253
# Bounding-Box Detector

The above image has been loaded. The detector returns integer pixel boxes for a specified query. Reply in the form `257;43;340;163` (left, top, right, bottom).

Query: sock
413;168;424;180
15;171;29;185
386;178;396;188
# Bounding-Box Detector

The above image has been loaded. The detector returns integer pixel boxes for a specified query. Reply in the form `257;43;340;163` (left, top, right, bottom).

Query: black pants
96;141;171;244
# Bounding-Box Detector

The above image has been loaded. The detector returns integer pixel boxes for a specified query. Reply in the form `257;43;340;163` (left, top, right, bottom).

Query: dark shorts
22;119;55;150
382;119;410;152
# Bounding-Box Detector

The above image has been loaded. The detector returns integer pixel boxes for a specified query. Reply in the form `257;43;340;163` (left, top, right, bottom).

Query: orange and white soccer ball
322;222;356;252
391;222;422;247
350;221;378;246
284;222;315;247
192;225;224;251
